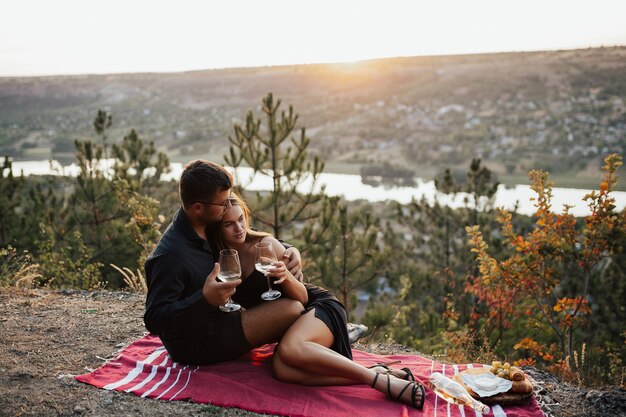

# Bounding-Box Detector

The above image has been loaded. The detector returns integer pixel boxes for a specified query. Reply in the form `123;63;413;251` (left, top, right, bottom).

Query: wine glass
217;249;242;312
254;241;281;301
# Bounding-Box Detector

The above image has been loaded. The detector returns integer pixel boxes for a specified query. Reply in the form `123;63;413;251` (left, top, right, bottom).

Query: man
144;160;305;365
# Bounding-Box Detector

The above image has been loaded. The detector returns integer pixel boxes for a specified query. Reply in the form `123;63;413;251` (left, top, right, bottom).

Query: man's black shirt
144;207;220;342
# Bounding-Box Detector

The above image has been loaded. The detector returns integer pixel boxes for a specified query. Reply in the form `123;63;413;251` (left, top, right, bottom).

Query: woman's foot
371;372;425;410
368;364;416;382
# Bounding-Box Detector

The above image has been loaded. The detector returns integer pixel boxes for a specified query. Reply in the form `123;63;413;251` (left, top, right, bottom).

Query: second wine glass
217;249;242;312
254;241;281;301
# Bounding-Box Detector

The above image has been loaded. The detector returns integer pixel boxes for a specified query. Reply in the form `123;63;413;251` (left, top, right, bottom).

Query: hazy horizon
4;45;625;79
2;0;626;77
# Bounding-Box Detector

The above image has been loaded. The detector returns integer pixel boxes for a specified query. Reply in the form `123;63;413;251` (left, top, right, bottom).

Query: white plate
462;371;512;397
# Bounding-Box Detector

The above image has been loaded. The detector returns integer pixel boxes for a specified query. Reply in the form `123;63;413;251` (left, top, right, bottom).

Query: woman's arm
264;237;308;305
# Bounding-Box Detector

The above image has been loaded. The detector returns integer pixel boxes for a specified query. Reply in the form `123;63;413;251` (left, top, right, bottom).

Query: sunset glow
1;0;625;76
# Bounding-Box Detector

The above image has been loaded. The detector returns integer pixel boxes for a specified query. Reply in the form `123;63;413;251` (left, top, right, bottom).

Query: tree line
1;93;624;386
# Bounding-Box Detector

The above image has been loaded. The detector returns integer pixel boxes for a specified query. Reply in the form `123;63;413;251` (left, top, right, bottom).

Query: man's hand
202;263;241;307
283;247;304;282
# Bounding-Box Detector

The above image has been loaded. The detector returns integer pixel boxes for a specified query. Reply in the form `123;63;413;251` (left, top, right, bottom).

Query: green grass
198;405;223;415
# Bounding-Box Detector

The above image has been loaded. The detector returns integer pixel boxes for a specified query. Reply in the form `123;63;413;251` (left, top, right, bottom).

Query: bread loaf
510;367;525;381
510;378;533;395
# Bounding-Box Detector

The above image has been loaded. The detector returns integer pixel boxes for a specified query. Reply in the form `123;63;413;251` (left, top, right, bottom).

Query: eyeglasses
195;199;232;211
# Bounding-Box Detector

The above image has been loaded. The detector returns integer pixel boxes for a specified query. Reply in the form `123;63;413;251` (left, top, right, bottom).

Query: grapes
490;361;524;381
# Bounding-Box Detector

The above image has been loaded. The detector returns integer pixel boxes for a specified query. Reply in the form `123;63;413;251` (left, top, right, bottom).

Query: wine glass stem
266;274;273;292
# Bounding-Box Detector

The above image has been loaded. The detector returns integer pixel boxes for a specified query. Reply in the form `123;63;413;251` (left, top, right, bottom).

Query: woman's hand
267;260;308;304
266;261;294;285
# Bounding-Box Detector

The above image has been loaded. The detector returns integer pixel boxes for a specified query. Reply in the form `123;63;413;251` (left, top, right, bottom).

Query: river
9;160;626;218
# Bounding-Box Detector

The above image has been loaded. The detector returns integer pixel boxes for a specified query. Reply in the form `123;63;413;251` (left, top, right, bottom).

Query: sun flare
328;60;369;73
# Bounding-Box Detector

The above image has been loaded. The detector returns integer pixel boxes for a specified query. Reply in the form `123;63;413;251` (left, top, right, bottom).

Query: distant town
1;46;624;189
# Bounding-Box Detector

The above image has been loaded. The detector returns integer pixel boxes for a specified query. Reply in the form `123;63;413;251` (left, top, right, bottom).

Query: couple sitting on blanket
143;160;425;410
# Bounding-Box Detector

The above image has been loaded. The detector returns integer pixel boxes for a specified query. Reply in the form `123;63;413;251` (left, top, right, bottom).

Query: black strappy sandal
367;362;416;382
400;367;416;383
371;371;425;410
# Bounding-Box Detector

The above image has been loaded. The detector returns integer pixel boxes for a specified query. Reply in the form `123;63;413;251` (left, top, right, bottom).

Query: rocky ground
0;289;624;417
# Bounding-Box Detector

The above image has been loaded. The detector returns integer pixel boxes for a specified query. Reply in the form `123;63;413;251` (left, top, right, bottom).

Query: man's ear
188;202;204;214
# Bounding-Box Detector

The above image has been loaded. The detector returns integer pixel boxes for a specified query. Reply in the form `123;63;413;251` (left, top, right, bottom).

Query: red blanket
76;335;543;417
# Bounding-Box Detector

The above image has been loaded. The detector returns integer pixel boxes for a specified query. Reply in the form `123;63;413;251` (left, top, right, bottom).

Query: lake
10;160;626;218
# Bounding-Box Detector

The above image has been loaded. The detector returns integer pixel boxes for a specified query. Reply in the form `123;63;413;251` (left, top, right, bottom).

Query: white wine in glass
217;249;242;312
254;241;281;301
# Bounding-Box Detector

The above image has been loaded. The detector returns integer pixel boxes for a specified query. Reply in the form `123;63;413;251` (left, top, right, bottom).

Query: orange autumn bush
465;154;625;383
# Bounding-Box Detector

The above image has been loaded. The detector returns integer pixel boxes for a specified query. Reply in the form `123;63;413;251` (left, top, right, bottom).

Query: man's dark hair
179;160;233;208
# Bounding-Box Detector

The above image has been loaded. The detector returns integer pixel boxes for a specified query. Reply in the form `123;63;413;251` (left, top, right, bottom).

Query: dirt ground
0;289;624;417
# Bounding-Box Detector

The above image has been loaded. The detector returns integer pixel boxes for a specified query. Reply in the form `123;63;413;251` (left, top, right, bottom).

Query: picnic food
453;366;534;405
461;371;512;397
490;361;525;381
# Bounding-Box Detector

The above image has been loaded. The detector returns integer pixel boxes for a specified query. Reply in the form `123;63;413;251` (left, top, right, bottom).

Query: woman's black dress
232;270;352;359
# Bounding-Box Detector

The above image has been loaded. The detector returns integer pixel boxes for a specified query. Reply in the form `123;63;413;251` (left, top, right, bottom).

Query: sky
1;0;625;77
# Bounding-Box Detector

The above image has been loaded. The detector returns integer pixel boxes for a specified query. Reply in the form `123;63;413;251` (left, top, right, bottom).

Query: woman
207;194;425;410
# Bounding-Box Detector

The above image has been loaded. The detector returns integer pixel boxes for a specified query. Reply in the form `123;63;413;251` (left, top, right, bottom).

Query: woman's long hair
207;192;269;253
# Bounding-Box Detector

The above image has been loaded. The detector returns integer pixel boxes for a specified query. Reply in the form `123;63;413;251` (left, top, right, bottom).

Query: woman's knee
272;351;301;383
272;363;291;382
276;339;305;367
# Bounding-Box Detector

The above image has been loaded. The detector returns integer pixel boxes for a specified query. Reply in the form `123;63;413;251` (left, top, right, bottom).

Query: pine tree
0;156;25;246
111;128;170;193
303;201;387;316
70;138;123;254
93;110;112;159
464;158;499;227
434;168;460;269
389;159;501;349
225;93;324;240
58;111;170;286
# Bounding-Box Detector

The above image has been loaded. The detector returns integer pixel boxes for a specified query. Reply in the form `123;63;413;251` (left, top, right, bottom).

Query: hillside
1;288;625;417
1;47;625;187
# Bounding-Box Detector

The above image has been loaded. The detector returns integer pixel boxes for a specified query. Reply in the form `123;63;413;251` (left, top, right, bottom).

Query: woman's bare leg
272;309;373;385
241;298;304;347
273;352;356;386
273;309;425;409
